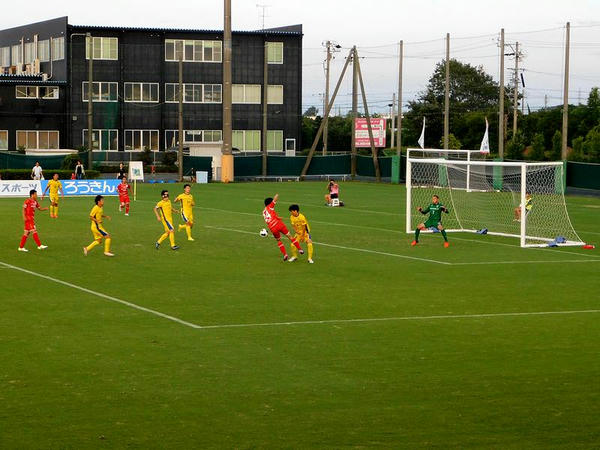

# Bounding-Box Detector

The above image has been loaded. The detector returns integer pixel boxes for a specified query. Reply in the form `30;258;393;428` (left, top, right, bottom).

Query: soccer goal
406;156;585;248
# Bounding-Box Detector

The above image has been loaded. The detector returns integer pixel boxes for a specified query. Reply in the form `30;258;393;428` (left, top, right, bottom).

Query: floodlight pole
262;39;268;176
443;33;450;150
178;42;184;182
221;0;233;181
562;22;570;160
396;40;403;157
499;28;505;158
87;33;93;170
351;46;358;177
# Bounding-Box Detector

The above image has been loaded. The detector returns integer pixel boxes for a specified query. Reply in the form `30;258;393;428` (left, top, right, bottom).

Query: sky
2;0;599;114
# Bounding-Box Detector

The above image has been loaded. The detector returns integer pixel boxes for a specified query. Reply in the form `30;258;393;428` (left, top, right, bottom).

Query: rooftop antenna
256;4;270;30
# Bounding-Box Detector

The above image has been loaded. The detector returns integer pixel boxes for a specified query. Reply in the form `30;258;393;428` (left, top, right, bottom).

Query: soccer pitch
1;181;599;448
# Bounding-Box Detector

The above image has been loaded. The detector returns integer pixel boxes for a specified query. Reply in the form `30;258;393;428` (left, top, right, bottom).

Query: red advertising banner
355;118;386;147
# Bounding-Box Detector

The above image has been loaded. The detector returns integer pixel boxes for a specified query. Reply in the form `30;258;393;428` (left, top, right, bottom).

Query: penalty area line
0;261;202;329
204;225;451;265
197;309;600;330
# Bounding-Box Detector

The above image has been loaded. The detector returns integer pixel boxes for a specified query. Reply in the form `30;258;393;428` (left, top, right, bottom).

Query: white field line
0;261;202;329
453;259;600;266
197;309;600;330
204;225;451;265
243;197;403;216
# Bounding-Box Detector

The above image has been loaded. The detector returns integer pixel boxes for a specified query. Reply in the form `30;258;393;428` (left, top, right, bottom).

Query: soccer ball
259;228;268;237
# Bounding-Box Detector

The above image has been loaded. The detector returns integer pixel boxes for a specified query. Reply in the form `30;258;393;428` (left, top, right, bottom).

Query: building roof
0;75;67;85
70;23;302;36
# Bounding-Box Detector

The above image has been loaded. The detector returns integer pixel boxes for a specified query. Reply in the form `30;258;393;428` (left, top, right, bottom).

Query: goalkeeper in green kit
412;195;450;247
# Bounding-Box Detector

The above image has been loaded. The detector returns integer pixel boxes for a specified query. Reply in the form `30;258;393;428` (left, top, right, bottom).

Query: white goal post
406;156;585;248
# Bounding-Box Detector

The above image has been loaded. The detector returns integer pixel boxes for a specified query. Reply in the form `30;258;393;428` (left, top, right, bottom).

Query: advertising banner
0;180;42;197
355;118;386;148
40;179;121;196
128;161;144;181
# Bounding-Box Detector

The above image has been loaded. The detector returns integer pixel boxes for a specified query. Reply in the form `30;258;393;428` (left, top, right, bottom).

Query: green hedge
0;169;100;180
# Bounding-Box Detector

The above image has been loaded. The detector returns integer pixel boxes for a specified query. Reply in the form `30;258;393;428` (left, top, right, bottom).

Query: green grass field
1;181;599;448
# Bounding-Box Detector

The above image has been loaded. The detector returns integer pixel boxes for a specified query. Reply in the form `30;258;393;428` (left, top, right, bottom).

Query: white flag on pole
418;117;426;149
479;117;490;153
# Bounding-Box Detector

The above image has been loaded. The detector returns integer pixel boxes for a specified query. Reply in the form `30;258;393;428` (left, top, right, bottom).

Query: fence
567;161;600;191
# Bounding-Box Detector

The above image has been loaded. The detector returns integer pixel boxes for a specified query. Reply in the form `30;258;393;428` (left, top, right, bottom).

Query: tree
405;59;508;151
529;133;545;161
549;130;562;160
303;106;319;117
505;130;525;160
438;133;461;150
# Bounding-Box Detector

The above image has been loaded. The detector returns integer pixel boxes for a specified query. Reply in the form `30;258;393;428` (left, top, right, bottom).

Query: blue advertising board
40;179;121;196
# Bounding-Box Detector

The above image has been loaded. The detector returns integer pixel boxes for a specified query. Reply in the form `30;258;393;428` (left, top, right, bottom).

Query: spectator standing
31;162;43;180
75;160;85;179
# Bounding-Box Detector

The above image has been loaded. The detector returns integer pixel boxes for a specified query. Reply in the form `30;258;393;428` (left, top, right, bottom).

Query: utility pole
396;40;403;157
512;42;519;137
544;94;548;109
323;40;332;155
222;0;233;181
178;41;184;182
262;40;268;176
443;33;450;150
562;21;570;160
390;92;396;148
86;33;93;170
499;28;505;158
256;4;269;30
351;46;358;178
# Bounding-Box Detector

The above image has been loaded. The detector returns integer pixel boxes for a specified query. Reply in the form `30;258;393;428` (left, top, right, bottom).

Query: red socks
32;232;41;246
291;238;301;250
277;241;286;255
19;235;27;248
126;204;130;213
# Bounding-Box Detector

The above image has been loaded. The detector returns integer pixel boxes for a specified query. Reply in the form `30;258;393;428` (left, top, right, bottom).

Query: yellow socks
185;226;192;239
169;233;175;247
86;240;100;252
308;243;314;260
291;245;298;257
158;232;168;244
104;238;111;253
178;224;185;231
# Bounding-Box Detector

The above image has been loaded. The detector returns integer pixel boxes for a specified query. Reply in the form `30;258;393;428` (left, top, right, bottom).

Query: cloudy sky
2;0;599;114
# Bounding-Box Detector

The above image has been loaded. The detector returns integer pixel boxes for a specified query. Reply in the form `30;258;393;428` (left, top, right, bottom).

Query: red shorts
119;195;130;204
269;221;289;239
24;219;36;231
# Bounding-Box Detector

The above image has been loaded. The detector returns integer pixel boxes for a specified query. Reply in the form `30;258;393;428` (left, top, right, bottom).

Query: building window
24;42;35;64
267;85;283;104
232;84;261;104
41;87;59;99
125;130;159;151
232;130;260;152
164;39;222;62
165;130;223;148
86;37;118;60
16;86;38;99
82;129;118;151
1;47;10;67
52;37;64;61
0;130;7;150
165;83;222;103
124;82;159;103
267;42;283;64
267;130;283;151
16;86;59;99
16;130;59;150
11;45;21;66
82;82;118;102
37;40;50;62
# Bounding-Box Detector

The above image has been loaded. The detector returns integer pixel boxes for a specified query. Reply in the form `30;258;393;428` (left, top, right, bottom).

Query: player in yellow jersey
154;189;180;250
83;195;114;257
42;173;64;218
174;184;195;241
288;204;314;263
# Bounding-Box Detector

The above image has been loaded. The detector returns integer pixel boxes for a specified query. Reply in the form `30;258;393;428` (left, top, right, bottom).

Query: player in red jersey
117;176;132;215
18;189;48;252
263;194;303;261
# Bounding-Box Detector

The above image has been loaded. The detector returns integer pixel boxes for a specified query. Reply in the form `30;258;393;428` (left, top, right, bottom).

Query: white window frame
86;37;118;60
267;42;284;64
1;47;10;67
232;130;261;152
37;40;50;62
16;86;38;99
267;130;284;151
164;39;222;63
52;37;64;61
267;85;284;104
16;130;59;150
124;82;159;103
82;82;118;102
165;83;222;104
164;129;223;148
82;129;119;151
232;84;262;104
125;129;159;152
16;86;59;99
0;130;8;150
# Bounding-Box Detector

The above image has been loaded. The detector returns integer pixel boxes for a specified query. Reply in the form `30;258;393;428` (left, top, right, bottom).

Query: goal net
406;157;585;247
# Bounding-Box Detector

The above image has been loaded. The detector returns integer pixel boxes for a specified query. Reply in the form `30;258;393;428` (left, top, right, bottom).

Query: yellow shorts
91;222;109;240
162;218;174;232
295;232;310;243
50;194;59;205
181;210;194;224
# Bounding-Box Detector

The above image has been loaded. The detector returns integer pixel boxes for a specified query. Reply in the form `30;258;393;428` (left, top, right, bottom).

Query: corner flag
418;117;426;149
479;117;490;153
